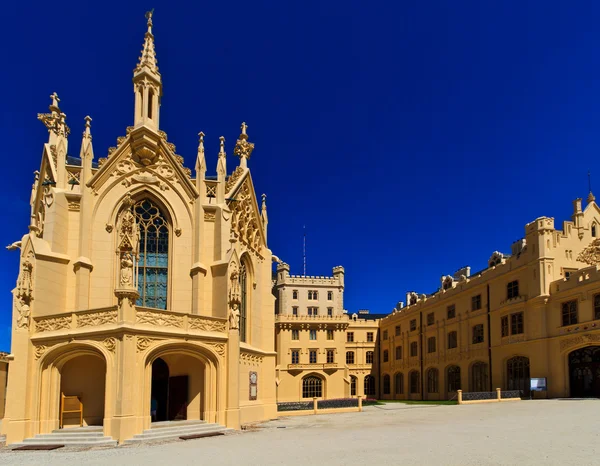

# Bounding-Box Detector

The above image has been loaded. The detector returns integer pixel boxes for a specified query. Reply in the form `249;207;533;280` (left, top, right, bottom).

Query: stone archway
569;346;600;398
144;343;221;428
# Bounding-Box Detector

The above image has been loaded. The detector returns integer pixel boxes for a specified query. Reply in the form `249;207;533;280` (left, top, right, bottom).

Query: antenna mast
303;225;306;277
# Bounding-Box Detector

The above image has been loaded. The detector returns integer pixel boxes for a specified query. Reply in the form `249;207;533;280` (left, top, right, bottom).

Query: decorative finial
234;122;254;163
198;131;205;149
219;136;225;155
83;116;92;139
145;9;154;34
50;92;60;110
261;193;267;211
588;171;596;203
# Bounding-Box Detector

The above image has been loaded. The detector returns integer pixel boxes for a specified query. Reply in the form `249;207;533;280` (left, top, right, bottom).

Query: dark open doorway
168;376;188;420
151;358;169;422
569;346;600;398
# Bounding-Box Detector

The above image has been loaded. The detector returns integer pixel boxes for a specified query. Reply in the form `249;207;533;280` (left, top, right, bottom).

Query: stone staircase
123;420;231;444
11;426;117;449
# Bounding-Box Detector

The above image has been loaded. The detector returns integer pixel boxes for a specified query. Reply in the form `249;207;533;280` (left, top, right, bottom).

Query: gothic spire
135;10;159;76
196;132;206;175
233;122;255;169
216;137;227;203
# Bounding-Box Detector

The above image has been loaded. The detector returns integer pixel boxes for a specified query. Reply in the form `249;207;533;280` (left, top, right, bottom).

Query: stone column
496;387;502;401
225;327;240;429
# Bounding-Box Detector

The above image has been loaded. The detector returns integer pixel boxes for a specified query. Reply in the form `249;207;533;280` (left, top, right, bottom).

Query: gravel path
1;400;598;465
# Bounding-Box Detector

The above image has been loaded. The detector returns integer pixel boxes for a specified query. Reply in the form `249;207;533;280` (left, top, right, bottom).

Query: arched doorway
59;353;106;428
569;346;600;398
149;353;208;423
364;375;375;397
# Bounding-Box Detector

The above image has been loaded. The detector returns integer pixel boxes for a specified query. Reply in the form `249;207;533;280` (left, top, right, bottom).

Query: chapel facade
2;13;277;445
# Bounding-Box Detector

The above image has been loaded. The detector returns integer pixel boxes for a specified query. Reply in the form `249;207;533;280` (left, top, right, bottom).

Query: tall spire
80;116;94;183
216;137;227;203
133;10;162;129
135;9;159;76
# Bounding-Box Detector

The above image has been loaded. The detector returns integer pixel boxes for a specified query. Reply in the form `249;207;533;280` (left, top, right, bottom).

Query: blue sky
1;1;599;351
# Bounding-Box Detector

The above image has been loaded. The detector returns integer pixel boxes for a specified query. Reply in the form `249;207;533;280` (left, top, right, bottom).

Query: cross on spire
50;92;60;109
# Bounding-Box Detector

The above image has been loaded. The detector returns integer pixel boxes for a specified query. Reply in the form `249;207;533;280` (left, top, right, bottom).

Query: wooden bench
60;394;83;428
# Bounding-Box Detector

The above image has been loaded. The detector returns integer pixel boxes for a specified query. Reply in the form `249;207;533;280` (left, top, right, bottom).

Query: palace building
379;193;600;401
273;263;381;401
2;13;277;445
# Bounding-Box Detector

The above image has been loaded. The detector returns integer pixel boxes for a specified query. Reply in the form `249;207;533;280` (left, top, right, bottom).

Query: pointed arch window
134;199;169;309
240;258;249;343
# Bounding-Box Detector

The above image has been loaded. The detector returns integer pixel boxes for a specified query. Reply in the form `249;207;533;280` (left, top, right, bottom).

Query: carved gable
227;173;266;257
88;129;198;200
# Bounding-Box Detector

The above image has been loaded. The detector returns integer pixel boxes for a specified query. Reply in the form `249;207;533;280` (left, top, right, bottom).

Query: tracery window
447;365;461;392
383;375;391;395
134;199;169;309
364;375;376;396
471;361;488;392
409;370;420;394
302;376;322;398
507;356;530;396
427;368;439;393
395;372;404;395
350;376;357;396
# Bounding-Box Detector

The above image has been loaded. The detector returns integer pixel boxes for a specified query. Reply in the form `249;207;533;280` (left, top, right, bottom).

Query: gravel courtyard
1;399;598;466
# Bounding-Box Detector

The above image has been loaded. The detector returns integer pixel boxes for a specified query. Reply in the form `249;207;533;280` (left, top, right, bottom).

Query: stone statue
120;252;134;287
16;302;30;329
17;259;33;300
230;269;240;299
229;303;240;330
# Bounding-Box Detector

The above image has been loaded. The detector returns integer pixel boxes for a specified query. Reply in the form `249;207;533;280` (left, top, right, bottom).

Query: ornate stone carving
77;310;118;328
188;316;227;333
207;342;226;357
34;344;48;360
204;212;216;221
116;159;136;175
228;179;264;256
577;239;600;266
240;352;264;366
15;299;31;330
136;336;162;352
102;337;117;353
105;223;114;233
17;255;34;302
35;315;71;332
560;333;600;351
137;310;184;328
233;122;255;161
136;147;159;166
225;166;245;193
37;93;70;138
68;201;80;212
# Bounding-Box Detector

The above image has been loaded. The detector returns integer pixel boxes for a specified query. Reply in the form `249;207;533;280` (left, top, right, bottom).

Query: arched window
350;376;357;396
409;371;420;394
364;375;376;396
302;376;322;398
383;374;391;395
148;89;154;120
135;199;169;309
593;223;597;237
427;368;439;393
366;351;374;364
471;361;488;392
507;356;530;396
239;257;250;343
395;372;404;395
447;365;461;392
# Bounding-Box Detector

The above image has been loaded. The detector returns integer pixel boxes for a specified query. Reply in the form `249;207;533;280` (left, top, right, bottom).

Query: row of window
381;363;489;395
291;350;375;365
291;307;334;316
303;375;378;398
347;332;374;343
292;290;334;301
382;326;486;362
561;296;600;326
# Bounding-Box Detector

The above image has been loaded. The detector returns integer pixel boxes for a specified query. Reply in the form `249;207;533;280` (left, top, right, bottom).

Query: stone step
31;433;107;440
12;438;118;448
150;420;207;429
52;426;103;434
123;423;230;444
12;426;117;449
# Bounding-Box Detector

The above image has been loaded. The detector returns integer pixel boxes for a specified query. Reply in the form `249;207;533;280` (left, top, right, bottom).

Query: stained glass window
134;199;169;310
